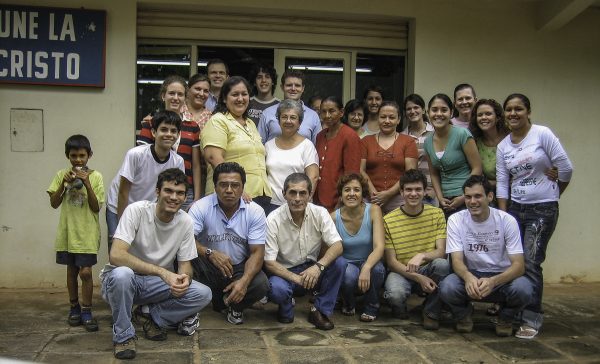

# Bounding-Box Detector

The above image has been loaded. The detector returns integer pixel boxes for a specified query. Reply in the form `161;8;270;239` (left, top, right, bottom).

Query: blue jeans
105;209;119;254
268;257;347;320
509;201;559;330
101;266;212;344
384;258;449;319
439;272;532;322
340;260;385;316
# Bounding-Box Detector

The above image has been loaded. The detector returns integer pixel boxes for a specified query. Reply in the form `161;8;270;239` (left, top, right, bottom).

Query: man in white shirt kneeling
439;175;531;337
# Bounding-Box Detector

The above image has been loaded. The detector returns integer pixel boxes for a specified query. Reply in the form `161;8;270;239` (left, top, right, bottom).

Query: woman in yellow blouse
201;76;272;209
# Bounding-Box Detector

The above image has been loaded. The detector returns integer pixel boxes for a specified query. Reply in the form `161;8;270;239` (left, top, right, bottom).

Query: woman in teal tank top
331;173;385;322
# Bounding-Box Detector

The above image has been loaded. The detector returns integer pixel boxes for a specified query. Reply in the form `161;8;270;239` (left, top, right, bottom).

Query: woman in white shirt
496;93;573;340
265;99;319;215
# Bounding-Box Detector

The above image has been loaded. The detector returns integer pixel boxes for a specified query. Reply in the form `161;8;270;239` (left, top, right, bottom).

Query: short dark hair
400;169;427;190
249;63;277;94
65;134;92;157
207;58;229;74
283;173;312;195
342;99;367;126
156;168;188;192
503;93;531;113
428;93;455;115
462;175;492;195
453;83;477;100
213;162;246;186
402;93;429;123
152;110;182;132
188;73;210;88
320;95;344;110
281;70;305;86
336;173;369;199
362;85;384;100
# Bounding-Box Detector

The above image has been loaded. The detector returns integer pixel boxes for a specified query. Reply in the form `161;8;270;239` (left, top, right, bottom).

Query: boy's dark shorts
56;252;97;267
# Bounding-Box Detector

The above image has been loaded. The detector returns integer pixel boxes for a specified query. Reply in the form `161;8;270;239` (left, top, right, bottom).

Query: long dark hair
214;76;252;119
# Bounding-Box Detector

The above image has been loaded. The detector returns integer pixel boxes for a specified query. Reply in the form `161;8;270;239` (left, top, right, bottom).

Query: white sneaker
177;313;199;336
227;307;244;325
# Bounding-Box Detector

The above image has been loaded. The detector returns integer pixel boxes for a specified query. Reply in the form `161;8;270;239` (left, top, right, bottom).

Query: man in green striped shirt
383;169;449;330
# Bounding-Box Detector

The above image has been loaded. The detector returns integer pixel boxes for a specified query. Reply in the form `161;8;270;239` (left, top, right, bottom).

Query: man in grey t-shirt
101;169;211;360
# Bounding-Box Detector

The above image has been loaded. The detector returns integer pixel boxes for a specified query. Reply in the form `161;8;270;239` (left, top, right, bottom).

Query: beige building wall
0;0;136;287
0;0;597;287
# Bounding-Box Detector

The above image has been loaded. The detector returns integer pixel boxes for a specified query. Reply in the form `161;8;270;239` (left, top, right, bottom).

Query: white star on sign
88;22;96;32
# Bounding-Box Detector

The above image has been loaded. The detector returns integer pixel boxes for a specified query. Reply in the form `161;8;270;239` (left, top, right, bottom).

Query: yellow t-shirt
384;205;446;265
201;112;271;198
47;168;105;254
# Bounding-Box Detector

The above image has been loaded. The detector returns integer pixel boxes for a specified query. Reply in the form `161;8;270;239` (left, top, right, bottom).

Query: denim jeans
101;266;212;344
105;209;119;254
191;256;269;312
384;258;449;319
268;257;347;320
340;260;385;316
439;272;532;322
509;201;559;330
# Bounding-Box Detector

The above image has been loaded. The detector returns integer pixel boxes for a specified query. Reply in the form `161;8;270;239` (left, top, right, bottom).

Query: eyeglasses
217;182;242;190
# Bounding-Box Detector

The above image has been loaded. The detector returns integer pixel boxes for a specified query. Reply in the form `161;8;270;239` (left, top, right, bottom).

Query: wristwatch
205;248;213;258
315;262;325;272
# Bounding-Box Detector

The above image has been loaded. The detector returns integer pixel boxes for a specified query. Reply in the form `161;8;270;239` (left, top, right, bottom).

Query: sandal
360;313;376;322
486;303;500;316
341;307;355;316
515;326;539;340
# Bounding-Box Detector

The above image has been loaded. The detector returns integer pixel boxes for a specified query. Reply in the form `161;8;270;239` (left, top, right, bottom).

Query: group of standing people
47;57;573;360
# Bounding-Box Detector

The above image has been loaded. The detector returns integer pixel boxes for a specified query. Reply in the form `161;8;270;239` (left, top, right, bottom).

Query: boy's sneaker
227;306;244;325
143;317;167;341
68;304;82;326
80;308;99;332
114;336;137;360
177;313;199;336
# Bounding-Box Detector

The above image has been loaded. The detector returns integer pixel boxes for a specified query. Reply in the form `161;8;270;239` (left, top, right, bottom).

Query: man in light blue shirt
205;59;229;112
258;70;322;144
189;162;269;325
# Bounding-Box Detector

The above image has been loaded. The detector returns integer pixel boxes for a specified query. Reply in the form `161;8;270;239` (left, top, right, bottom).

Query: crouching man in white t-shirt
439;175;531;337
101;169;212;360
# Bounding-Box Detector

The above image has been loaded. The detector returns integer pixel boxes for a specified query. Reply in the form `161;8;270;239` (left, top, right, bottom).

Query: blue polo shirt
188;193;266;265
257;101;322;145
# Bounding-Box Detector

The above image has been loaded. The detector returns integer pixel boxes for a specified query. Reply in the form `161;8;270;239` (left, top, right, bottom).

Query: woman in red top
315;96;362;212
360;101;418;214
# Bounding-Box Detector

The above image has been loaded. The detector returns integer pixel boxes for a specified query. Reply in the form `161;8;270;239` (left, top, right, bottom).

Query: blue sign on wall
0;4;106;87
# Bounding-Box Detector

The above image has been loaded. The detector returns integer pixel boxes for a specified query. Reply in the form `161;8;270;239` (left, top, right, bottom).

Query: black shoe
81;309;99;332
277;315;294;324
143;317;167;341
114;336;137;359
308;306;334;330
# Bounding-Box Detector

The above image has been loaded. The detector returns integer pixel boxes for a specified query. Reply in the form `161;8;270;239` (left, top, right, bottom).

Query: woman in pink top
451;83;477;129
